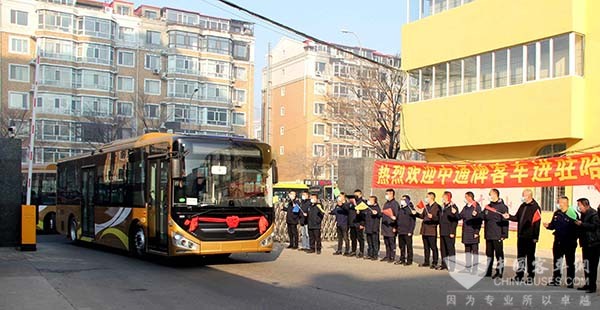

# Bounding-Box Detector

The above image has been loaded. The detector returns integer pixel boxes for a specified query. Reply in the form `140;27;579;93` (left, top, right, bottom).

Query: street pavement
0;235;599;310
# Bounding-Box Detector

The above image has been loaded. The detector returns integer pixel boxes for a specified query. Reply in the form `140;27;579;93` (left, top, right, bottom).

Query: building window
279;126;284;135
448;60;461;96
235;67;247;80
234;89;246;103
526;43;536;82
206;36;231;55
117;6;131;16
118;26;136;42
9;64;30;82
280;107;285;116
117;76;134;92
537;143;567;212
144;10;158;19
206;108;228;126
280;87;286;97
279;146;284;155
144;80;161;95
494;49;508;88
553;34;569;78
313;123;325;136
117;51;135;67
9;92;29;109
117;102;133;116
540;39;551;79
232;112;246;126
82;43;113;65
434;63;447;98
463;57;476;93
314;102;325;115
146;31;161;45
314;82;326;95
10;10;28;26
145;54;161;71
479;53;492;90
313;144;325;157
509;46;523;85
315;62;326;75
574;34;584;76
233;41;249;60
9;36;29;54
144;104;159;119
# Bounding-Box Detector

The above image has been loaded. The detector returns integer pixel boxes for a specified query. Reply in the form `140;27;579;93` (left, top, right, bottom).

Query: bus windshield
175;140;270;208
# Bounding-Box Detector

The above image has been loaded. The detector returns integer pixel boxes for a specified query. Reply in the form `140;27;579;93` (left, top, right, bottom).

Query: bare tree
326;58;417;160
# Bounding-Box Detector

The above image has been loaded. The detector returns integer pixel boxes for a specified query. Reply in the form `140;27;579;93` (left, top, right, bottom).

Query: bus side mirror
271;159;278;184
172;158;183;179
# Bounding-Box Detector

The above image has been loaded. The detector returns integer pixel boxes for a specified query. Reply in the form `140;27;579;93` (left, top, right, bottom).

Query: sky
143;0;410;121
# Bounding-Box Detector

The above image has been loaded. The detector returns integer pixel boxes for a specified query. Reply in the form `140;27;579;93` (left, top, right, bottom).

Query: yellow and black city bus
56;133;277;257
21;163;58;233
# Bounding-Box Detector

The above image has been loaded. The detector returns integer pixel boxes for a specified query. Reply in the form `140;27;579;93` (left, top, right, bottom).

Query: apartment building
401;0;598;209
0;0;255;163
262;37;400;182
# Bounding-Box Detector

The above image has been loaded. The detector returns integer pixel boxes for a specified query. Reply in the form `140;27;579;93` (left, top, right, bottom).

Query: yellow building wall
402;0;587;70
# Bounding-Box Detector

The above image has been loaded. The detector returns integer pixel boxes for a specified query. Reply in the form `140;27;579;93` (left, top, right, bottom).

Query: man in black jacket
395;195;417;266
330;194;350;255
439;191;459;271
381;189;399;263
281;191;300;249
544;196;578;288
460;192;482;272
504;189;541;283
417;192;441;269
574;198;600;293
352;189;367;258
484;188;509;278
364;195;382;261
307;194;325;254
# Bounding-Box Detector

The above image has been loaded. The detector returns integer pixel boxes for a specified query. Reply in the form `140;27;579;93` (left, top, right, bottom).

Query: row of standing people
282;188;600;293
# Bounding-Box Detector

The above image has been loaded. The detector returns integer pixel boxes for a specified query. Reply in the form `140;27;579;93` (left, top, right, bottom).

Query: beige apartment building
262;38;399;183
0;0;255;163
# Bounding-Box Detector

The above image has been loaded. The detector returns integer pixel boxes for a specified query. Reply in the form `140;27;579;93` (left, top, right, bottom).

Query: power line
214;0;400;72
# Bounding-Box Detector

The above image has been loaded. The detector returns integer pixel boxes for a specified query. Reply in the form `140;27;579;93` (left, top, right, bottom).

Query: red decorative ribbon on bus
184;216;269;234
372;152;600;189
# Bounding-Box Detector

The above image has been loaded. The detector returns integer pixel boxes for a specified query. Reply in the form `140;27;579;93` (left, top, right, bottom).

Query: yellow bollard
20;205;37;251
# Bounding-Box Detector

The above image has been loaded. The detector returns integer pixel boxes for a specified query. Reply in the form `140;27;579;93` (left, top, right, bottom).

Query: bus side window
126;149;145;207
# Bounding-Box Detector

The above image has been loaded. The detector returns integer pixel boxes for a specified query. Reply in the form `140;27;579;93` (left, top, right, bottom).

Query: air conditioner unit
160;73;168;80
152;69;161;75
160;50;168;56
315;71;322;77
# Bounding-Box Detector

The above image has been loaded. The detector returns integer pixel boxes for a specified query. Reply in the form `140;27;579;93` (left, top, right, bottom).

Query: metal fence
273;200;339;242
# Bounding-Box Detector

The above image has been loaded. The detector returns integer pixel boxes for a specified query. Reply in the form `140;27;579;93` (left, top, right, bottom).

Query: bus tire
43;212;57;234
68;217;78;242
129;224;146;257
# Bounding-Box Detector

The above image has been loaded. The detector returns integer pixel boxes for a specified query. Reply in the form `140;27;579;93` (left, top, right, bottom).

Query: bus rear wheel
129;225;146;257
68;218;77;242
43;213;57;234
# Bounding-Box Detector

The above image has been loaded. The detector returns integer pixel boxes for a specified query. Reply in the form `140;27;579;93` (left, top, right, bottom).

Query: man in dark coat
504;189;541;283
299;191;311;251
307;194;325;254
439;191;460;271
395;195;417;266
484;188;509;278
381;189;399;263
364;195;382;260
460;191;482;272
574;198;600;294
281;191;300;249
352;189;367;258
544;196;578;288
330;194;350;255
417;192;441;269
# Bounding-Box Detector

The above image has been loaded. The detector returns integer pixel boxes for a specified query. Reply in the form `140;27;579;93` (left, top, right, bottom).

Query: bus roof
57;133;270;164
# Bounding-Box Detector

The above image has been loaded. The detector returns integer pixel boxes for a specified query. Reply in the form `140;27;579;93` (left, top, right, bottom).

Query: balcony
401;76;585;151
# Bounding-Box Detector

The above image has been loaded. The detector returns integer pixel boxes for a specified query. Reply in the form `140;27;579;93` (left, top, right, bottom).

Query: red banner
372;153;600;189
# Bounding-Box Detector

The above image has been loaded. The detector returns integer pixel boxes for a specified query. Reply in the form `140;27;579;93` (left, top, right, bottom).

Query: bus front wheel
129;225;146;257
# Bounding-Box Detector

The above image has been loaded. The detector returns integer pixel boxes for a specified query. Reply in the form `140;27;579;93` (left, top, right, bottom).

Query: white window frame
279;126;284;135
144;104;160;119
10;10;28;26
313;102;325;115
144;79;161;95
312;144;325;157
314;82;326;95
117;50;135;67
235;66;247;81
8;91;30;110
8;64;30;82
117;76;135;92
313;123;326;136
116;101;133;117
232;112;246;126
234;89;246;103
9;36;29;54
144;54;161;70
280;106;285;116
279;145;284;155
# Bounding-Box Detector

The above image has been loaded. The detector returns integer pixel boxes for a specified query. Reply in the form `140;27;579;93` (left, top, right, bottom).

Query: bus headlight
173;233;198;250
260;232;273;247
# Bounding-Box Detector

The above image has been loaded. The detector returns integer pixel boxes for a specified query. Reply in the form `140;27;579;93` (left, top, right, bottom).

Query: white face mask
310;199;317;204
367;201;373;206
385;195;391;201
521;197;526;203
302;195;308;200
400;200;407;207
424;197;430;204
463;199;468;204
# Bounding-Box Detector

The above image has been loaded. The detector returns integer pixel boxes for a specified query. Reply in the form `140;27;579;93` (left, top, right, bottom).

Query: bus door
81;167;95;237
147;158;169;251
